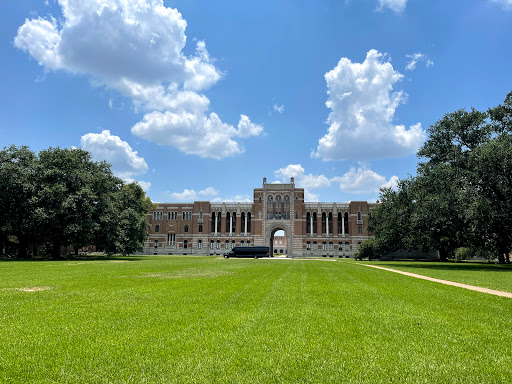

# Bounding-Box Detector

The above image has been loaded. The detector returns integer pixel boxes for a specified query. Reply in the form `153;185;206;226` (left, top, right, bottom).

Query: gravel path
360;263;512;299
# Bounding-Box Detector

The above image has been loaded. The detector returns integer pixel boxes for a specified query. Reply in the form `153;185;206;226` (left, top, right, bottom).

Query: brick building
144;177;376;257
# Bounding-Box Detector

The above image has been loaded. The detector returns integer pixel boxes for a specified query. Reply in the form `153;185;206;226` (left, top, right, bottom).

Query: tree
0;146;40;257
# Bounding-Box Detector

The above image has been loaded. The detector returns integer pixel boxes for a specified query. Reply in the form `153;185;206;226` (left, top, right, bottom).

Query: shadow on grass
370;261;512;273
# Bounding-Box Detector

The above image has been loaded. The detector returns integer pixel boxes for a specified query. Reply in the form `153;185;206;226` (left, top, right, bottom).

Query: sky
2;0;512;204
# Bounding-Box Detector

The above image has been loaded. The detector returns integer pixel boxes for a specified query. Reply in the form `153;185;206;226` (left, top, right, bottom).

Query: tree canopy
0;146;152;258
368;91;512;263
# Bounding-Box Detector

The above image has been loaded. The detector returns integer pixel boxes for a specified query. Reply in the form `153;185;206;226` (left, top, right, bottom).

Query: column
230;215;233;236
244;214;248;236
342;213;345;236
310;215;313;236
214;213;218;235
326;213;329;236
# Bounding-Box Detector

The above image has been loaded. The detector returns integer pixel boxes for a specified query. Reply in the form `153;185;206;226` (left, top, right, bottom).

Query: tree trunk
439;248;449;262
51;239;61;260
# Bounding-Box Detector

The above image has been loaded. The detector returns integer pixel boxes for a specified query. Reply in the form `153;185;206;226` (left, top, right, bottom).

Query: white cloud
313;49;426;161
80;130;148;182
377;0;407;13
405;52;434;71
212;194;252;203
171;189;198;201
274;164;331;189
273;104;285;114
490;0;512;9
15;0;262;159
199;187;219;196
332;165;398;194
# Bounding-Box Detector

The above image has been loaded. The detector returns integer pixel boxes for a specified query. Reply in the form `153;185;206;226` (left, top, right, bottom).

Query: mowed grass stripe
0;257;511;383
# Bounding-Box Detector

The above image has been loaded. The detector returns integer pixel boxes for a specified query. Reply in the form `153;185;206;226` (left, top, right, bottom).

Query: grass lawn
1;256;512;383
360;260;512;293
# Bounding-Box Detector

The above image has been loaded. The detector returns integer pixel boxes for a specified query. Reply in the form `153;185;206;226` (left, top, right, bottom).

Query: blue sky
2;0;512;203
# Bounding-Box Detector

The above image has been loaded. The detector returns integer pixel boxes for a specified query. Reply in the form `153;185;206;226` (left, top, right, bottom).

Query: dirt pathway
360;264;512;299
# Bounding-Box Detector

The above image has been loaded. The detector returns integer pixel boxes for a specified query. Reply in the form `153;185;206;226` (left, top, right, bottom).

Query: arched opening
268;226;291;257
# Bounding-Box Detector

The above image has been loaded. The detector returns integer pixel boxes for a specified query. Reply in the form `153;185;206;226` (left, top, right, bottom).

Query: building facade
143;178;376;257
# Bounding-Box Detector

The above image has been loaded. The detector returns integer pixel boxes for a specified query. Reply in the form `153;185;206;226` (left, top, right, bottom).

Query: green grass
1;256;512;383
361;260;512;293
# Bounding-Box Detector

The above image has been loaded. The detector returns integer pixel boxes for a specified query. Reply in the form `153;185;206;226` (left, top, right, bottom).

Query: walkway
360;263;512;299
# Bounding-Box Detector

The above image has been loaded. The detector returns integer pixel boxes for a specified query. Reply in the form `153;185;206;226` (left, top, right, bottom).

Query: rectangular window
155;225;160;232
358;226;362;234
198;225;203;233
184;225;189;233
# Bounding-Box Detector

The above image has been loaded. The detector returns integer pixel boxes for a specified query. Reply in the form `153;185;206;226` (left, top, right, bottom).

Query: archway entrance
266;223;292;257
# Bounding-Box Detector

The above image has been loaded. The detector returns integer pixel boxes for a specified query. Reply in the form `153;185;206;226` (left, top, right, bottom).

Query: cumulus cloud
199;187;219;196
312;49;426;161
332;165;399;194
80;130;150;189
405;52;434;71
377;0;407;13
15;0;262;159
171;186;219;201
212;195;252;203
274;164;331;189
304;190;320;202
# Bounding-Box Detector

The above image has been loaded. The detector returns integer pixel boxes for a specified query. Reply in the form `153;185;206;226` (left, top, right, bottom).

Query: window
198;240;202;249
345;242;350;251
182;212;185;220
357;226;362;235
295;197;298;205
217;240;220;249
357;211;362;224
225;240;229;249
259;196;262;204
247;240;251;246
184;225;189;233
155;224;160;232
199;211;203;220
306;241;311;250
183;240;188;249
313;241;318;251
154;240;158;248
241;241;244;246
167;212;171;220
198;225;203;233
153;211;163;220
295;211;298;219
322;213;326;234
338;242;343;251
210;240;214;249
247;212;251;233
322;241;327;251
232;240;236;248
329;242;333;251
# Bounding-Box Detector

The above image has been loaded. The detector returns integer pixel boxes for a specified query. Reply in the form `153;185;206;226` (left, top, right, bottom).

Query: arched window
199;211;203;220
295;211;298;219
226;212;230;233
241;212;245;232
284;195;290;205
168;212;171;220
217;240;220;249
338;212;342;234
210;240;214;249
232;213;236;233
183;240;188;249
344;212;349;235
329;242;333;251
306;241;311;250
232;240;236;248
306;212;311;233
241;240;244;246
313;241;318;251
259;196;262;204
198;240;202;249
211;212;215;233
225;240;229;249
155;224;160;232
345;242;350;251
276;195;282;205
357;211;362;223
328;212;333;233
154;240;158;248
295;197;298;205
247;240;251;246
247;212;252;233
267;195;273;205
338;242;343;250
313;212;318;234
322;241;327;250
